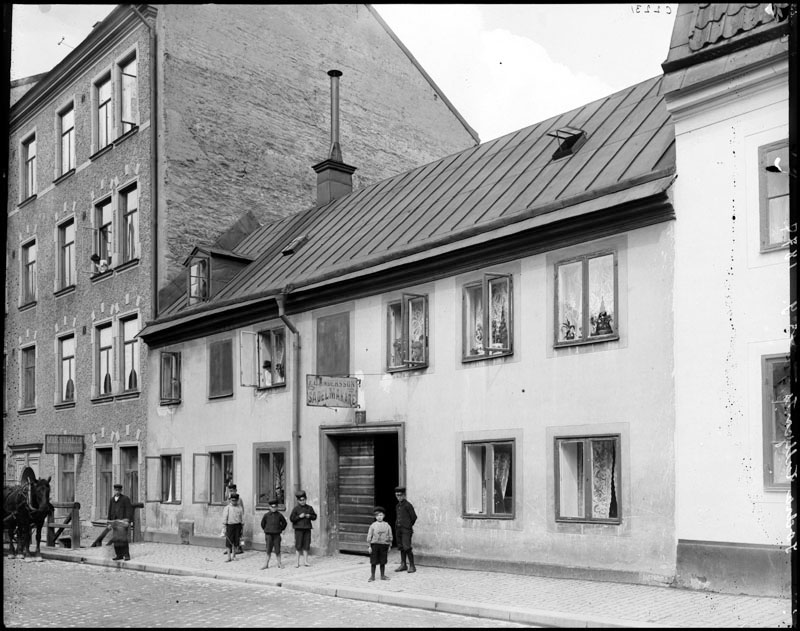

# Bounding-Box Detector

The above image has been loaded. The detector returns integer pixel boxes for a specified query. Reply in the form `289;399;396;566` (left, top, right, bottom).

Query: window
21;240;37;304
556;435;620;523
210;451;233;504
121;317;139;392
21;346;36;409
316;312;350;376
59;454;75;503
759;140;790;251
463;274;512;360
160;351;181;404
161;455;181;503
555;251;617;345
120;184;139;263
763;354;791;489
256;448;286;508
209;339;233;398
58;335;75;403
463;440;514;518
95;198;113;271
96;75;112;150
188;258;209;305
96;448;112;513
59;104;75;174
96;323;113;396
120;446;139;504
259;328;286;387
388;294;429;370
58;220;76;289
22;134;37;199
119;55;138;133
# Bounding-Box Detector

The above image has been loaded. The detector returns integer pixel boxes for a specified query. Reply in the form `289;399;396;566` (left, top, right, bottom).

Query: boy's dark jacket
261;510;287;534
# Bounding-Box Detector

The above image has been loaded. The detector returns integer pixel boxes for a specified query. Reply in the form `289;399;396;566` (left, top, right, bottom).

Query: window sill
554;335;619;349
116;391;140;401
114;258;139;273
54;401;76;410
760;243;789;253
18;194;37;209
387;365;429;374
113;126;139;146
555;518;622;526
208;393;234;401
90;269;114;283
91;395;115;405
256;504;287;512
160;399;182;407
53;169;75;186
256;383;286;391
763;484;791;492
461;351;513;364
462;513;515;520
160;500;182;505
54;285;76;298
89;144;113;161
19;300;37;312
18;407;37;415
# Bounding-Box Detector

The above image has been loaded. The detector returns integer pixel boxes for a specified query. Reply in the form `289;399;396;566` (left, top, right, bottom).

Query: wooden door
337;438;374;552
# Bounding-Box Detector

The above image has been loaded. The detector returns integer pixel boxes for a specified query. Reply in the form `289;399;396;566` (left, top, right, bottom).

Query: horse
3;467;52;559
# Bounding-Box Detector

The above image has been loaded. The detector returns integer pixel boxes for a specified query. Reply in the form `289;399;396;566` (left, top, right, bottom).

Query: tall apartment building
4;4;477;536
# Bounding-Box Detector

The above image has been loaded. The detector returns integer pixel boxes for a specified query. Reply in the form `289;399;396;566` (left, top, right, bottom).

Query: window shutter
239;331;258;387
192;453;210;504
485;274;512;353
145;456;161;503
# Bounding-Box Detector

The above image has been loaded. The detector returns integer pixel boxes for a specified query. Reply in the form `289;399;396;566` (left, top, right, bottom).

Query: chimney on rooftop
312;69;356;207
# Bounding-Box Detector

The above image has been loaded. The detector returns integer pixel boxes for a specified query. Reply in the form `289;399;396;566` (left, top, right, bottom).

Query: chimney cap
327;69;342;77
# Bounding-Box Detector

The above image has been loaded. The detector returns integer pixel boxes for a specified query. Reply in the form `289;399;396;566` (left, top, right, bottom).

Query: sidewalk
34;540;791;628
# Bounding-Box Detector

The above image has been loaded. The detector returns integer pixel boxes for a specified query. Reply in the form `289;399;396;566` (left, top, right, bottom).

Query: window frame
120;182;139;264
21;133;37;200
554;434;622;525
462;273;513;362
188;257;210;305
461;439;515;519
95;322;114;397
208;338;234;399
118;53;139;135
209;451;234;505
96;447;113;515
94;196;114;272
21;239;37;306
554;250;619;347
161;454;182;503
57;218;76;290
758;139;790;252
160;351;182;405
20;345;36;410
387;293;429;372
120;316;140;393
58;333;76;404
58;102;76;175
255;446;287;510
58;453;76;503
95;74;113;151
762;353;791;490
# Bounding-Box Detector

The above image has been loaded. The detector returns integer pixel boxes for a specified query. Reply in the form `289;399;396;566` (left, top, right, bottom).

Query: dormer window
547;126;587;160
188;258;209;305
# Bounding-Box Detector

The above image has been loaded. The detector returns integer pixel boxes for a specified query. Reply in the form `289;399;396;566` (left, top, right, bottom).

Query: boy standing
224;483;245;554
394;485;417;573
366;506;393;581
260;497;287;569
289;490;317;567
221;493;244;562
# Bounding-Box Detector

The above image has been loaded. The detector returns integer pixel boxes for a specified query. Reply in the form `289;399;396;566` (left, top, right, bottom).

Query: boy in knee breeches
394;486;417;573
366;506;393;581
260;498;287;569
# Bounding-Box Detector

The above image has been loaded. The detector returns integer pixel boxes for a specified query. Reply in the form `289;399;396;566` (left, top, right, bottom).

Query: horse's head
29;476;52;515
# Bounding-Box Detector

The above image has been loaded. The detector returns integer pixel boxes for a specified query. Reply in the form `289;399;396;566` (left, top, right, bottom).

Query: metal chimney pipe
327;69;343;162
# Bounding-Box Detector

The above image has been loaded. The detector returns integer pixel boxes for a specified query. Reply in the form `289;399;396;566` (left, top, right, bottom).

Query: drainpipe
129;5;159;319
275;292;301;497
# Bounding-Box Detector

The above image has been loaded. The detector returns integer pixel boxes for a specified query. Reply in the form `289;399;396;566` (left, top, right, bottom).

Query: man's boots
407;550;416;573
395;549;408;572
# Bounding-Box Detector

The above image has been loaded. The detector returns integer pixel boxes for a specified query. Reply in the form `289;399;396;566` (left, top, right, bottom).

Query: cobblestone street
3;559;530;627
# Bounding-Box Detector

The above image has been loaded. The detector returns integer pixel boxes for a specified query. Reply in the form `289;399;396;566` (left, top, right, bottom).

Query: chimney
312;69;356;207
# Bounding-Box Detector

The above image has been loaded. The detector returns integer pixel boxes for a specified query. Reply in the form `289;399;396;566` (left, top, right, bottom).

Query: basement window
547;126;587;160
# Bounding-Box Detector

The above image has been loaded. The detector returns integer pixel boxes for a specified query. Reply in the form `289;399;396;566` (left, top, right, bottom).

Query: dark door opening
373;434;399;547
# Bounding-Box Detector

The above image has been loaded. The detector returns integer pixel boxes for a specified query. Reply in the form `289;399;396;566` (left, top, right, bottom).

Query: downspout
129;4;159;319
275;292;301;497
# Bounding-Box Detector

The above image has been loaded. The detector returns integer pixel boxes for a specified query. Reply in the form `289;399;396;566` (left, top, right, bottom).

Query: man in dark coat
107;483;135;560
394;485;418;573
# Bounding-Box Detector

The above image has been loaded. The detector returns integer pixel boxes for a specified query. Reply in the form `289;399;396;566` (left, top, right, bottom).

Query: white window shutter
239;330;258;387
145;456;161;503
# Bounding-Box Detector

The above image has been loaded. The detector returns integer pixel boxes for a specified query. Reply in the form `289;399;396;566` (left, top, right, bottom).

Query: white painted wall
671;75;790;546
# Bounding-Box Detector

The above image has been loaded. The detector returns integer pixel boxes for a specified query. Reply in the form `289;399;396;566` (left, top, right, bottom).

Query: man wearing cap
107;483;135;561
394;486;417;573
289;490;317;567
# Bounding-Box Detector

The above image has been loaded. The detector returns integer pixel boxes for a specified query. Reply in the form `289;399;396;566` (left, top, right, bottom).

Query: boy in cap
221;492;244;562
223;483;245;554
366;506;393;581
107;483;135;561
260;497;287;569
394;486;417;573
289;490;317;567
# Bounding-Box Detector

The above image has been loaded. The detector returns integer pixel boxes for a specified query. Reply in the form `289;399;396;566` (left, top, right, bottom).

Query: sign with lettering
306;375;360;408
45;434;85;454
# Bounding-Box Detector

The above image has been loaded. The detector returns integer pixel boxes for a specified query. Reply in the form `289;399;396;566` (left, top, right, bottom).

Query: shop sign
45;434;85;454
306;375;360;408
